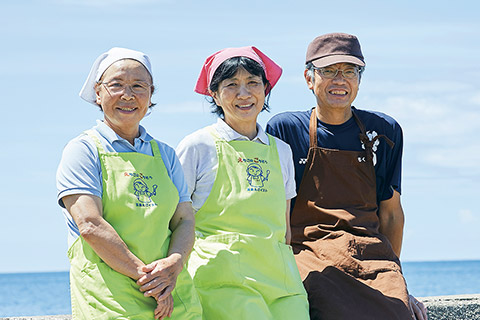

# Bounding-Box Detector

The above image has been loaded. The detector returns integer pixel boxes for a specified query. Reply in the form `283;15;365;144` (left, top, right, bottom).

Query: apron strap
266;133;277;149
309;108;395;163
149;140;161;158
84;129;106;154
309;108;318;148
352;110;395;163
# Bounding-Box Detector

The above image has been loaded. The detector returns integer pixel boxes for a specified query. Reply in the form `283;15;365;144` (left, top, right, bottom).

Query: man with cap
266;33;428;319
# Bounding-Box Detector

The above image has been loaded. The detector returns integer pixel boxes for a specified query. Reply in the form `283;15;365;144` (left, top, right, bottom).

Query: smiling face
306;62;360;112
210;67;266;133
95;59;153;135
247;164;262;177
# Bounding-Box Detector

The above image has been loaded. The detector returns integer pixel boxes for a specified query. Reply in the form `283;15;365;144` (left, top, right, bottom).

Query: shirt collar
94;120;152;144
213;118;269;145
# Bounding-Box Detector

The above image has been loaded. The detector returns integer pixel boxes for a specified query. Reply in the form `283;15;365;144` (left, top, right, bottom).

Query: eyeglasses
313;66;360;79
98;80;152;94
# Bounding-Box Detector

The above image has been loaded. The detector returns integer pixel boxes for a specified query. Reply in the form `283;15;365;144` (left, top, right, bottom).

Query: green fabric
188;128;309;320
68;130;201;319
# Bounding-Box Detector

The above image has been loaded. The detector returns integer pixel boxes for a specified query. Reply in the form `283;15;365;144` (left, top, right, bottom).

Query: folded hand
136;253;183;301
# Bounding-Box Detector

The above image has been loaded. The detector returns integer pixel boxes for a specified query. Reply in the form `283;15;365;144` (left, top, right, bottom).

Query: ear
304;69;314;90
149;85;155;105
95;83;102;105
209;89;221;106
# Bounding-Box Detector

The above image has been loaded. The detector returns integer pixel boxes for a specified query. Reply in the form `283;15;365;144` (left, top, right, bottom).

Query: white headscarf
79;47;153;105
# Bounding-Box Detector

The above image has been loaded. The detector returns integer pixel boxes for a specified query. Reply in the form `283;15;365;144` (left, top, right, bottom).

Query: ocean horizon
1;259;479;317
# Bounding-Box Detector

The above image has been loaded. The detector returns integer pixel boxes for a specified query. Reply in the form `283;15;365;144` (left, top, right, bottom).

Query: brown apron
291;109;412;320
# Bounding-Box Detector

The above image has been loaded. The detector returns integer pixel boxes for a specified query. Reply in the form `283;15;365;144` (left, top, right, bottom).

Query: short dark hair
208;56;271;117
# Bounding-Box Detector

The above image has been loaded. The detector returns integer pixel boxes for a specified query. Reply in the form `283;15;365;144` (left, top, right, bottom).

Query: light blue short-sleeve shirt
56;120;190;246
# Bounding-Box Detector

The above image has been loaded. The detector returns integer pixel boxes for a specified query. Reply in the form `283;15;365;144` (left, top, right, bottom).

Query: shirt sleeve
56;136;102;208
274;137;297;200
175;137;197;200
157;141;191;203
380;122;403;201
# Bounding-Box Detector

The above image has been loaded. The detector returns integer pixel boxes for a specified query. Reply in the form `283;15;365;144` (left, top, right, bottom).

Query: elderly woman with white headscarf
56;47;202;319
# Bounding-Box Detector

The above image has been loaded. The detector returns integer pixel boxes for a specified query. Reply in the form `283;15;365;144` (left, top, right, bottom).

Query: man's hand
409;294;428;320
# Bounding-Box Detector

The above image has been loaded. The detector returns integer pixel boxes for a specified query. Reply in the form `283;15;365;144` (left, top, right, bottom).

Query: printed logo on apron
124;171;158;207
237;157;270;192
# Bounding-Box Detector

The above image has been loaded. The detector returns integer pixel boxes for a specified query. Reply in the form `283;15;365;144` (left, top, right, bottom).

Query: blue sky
1;0;479;273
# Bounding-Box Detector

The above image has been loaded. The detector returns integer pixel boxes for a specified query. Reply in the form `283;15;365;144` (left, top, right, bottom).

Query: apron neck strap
150;140;161;157
308;107;395;153
84;129;105;153
309;108;318;148
354;110;395;150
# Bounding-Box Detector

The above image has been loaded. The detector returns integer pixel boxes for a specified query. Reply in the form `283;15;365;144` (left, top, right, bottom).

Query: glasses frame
97;80;152;95
312;66;361;79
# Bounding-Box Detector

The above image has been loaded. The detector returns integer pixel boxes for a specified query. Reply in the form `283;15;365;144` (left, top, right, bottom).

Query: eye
108;81;124;88
132;83;147;90
343;69;357;78
321;69;336;77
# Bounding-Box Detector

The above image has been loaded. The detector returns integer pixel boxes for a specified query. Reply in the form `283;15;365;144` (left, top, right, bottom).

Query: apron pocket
236;236;306;297
75;260;156;319
171;266;203;316
277;242;307;295
189;233;243;288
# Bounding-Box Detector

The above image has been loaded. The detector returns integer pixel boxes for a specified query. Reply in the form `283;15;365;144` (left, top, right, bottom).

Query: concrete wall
2;294;479;320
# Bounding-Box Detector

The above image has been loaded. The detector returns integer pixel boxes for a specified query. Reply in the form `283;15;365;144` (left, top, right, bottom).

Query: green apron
187;127;309;320
68;130;202;320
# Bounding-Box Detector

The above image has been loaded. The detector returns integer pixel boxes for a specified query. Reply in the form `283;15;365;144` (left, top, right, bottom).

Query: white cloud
470;92;480;105
457;209;477;224
421;145;480;170
358;80;480;178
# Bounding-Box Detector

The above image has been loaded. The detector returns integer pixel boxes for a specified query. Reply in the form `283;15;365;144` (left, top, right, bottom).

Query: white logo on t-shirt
359;131;380;165
299;158;307;165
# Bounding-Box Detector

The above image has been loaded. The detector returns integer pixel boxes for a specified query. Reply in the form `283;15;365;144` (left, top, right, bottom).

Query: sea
0;260;479;317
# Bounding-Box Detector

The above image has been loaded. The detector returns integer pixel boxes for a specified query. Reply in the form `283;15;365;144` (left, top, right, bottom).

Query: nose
121;85;135;99
237;84;251;99
332;71;346;83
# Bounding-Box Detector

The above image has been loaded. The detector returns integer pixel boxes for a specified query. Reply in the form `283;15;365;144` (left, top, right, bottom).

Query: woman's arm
285;200;292;245
62;194;146;280
137;201;195;300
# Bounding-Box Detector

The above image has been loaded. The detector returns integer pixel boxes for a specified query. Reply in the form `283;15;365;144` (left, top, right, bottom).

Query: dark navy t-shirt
266;107;403;208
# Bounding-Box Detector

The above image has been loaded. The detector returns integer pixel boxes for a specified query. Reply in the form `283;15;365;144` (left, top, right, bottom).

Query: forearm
378;212;404;257
136;202;195;298
285;200;292;245
63;194;145;280
167;202;195;266
81;219;146;280
378;190;405;257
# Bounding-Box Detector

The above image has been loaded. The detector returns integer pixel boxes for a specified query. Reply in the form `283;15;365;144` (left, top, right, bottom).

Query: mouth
117;107;137;112
328;89;348;96
236;103;254;110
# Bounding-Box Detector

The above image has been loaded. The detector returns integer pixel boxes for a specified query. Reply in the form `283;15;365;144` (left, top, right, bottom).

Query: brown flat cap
306;32;365;68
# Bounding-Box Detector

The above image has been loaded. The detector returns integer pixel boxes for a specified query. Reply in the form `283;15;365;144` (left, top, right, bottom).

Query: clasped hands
136;253;183;320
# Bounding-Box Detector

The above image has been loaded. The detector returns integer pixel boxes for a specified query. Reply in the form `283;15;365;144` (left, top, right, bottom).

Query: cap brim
311;55;365;68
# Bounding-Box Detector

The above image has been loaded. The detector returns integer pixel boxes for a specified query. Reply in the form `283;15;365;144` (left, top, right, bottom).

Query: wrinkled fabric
68;130;201;319
291;110;411;320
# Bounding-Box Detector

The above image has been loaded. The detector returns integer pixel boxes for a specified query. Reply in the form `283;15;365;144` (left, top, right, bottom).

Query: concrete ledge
421;294;480;320
2;294;479;319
